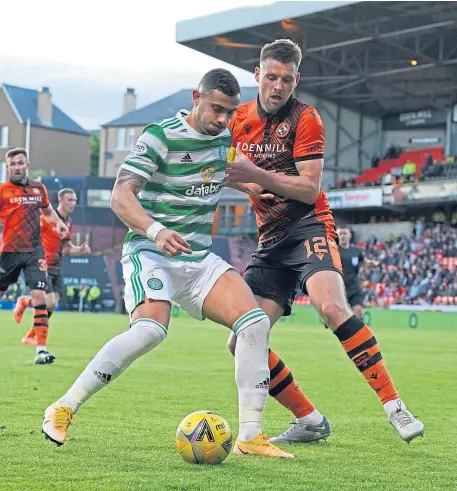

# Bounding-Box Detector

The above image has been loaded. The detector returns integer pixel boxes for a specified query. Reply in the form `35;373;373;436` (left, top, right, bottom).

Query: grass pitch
0;307;456;491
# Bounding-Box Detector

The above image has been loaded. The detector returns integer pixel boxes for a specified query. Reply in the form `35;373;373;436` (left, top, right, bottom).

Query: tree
29;169;46;180
90;132;100;176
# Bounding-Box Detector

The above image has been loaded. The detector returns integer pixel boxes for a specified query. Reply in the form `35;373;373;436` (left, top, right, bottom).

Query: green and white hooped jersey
121;110;232;261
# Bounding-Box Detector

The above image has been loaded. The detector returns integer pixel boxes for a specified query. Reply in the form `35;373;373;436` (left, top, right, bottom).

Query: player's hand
224;143;262;184
155;229;192;257
245;183;275;200
79;243;91;255
56;220;69;239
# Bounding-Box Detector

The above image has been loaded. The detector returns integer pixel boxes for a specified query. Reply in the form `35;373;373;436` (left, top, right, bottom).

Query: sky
0;0;271;129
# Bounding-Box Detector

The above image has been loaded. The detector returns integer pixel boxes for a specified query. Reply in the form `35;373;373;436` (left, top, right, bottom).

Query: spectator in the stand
383;171;393;185
371;155;380;168
338;178;347;189
402;161;416;182
414;217;425;240
357;222;457;306
422;159;444;179
384;142;401;160
442;155;455;165
424;153;433;169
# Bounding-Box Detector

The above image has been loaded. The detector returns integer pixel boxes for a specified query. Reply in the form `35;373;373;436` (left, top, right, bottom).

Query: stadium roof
104;86;259;127
176;1;457;118
1;84;89;135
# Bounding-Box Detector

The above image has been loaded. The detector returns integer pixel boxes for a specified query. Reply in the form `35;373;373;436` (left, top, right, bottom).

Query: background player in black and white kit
337;226;378;319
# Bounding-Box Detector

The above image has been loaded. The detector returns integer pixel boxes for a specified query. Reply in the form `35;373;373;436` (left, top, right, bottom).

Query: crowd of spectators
359;222;457;306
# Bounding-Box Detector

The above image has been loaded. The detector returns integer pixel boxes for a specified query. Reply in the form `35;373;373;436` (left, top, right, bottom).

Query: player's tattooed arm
111;168;191;255
110;168;156;237
114;169;148;195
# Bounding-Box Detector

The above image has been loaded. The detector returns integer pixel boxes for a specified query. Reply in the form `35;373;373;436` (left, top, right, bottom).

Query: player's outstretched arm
250;158;322;204
62;241;91;256
42;205;69;238
225;147;322;204
225;107;325;204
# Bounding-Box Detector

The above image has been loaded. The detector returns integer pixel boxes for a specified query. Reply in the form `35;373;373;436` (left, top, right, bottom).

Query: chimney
123;87;136;115
37;86;53;125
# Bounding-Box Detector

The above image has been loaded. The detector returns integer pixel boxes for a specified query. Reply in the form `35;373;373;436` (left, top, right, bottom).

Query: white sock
37;345;46;353
297;409;324;426
233;309;270;442
58;318;167;413
383;398;405;417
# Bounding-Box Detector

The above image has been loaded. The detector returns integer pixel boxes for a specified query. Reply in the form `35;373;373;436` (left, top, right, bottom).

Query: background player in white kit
41;69;293;459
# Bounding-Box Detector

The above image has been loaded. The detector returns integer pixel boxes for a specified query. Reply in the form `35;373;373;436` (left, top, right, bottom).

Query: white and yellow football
176;410;232;465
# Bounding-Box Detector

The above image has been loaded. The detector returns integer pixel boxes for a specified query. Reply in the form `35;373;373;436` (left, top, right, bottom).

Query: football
176;410;232;465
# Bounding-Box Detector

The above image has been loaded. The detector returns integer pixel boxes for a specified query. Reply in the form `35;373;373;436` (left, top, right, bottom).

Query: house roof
1;84;89;136
103;86;260;128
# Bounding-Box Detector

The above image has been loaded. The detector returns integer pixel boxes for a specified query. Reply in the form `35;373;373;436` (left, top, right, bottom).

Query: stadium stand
355;147;444;184
335;147;457;189
295;222;457;308
360;223;457;306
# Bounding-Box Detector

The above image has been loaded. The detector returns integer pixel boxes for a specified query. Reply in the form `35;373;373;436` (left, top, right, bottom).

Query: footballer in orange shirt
15;188;90;345
0;148;68;364
224;39;424;444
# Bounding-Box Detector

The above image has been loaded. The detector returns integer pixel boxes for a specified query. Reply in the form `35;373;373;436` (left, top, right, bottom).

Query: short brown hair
58;188;76;199
6;147;28;160
260;39;302;69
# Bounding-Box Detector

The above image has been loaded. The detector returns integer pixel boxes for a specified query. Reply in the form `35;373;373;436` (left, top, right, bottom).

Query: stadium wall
351;221;414;242
384;128;445;150
297;89;381;188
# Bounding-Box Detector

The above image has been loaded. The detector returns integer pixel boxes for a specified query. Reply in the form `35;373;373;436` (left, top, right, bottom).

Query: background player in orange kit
225;39;424;444
0;148;68;364
15;188;91;344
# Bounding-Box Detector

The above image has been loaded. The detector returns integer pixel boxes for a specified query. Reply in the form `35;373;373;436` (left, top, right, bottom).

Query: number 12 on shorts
304;237;328;260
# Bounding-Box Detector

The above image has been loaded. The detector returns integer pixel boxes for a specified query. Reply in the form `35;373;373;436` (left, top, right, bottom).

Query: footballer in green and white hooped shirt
42;68;291;459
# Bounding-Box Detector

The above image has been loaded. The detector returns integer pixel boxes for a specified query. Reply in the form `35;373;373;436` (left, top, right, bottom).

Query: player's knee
31;290;46;304
46;300;57;311
129;318;168;354
227;333;237;356
235;312;270;344
353;305;363;319
319;298;349;328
